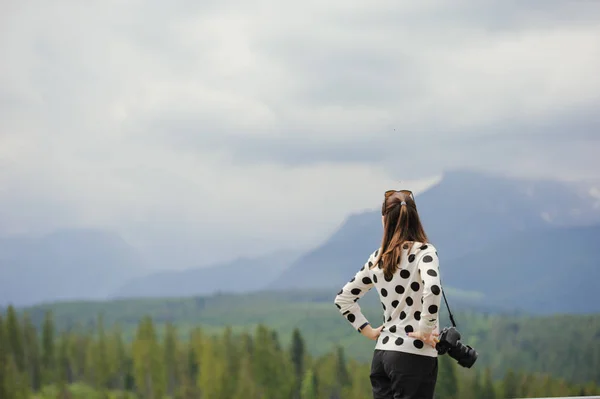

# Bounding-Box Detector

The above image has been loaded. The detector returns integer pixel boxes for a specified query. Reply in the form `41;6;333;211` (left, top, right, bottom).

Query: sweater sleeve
417;248;442;334
333;250;377;332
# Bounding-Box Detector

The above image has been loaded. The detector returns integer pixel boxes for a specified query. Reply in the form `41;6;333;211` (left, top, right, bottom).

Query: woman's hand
361;325;383;341
407;330;439;348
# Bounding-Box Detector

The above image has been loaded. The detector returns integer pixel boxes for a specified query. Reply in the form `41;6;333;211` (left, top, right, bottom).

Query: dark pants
370;349;438;399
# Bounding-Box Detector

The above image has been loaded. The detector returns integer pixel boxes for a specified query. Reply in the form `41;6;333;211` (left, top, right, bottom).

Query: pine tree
502;368;519;398
41;310;56;385
231;350;259;399
436;355;459;399
290;328;306;399
57;331;72;387
0;314;10;399
6;305;25;373
221;326;240;398
481;367;496;399
300;368;318;399
198;336;226;399
21;313;42;391
4;356;30;399
290;328;306;378
163;322;179;397
132;316;165;399
107;325;128;391
94;314;110;391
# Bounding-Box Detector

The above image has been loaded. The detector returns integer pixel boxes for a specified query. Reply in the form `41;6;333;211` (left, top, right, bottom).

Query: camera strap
440;278;458;328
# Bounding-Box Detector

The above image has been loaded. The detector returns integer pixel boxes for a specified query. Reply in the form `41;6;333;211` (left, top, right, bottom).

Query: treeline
20;290;600;385
0;305;599;399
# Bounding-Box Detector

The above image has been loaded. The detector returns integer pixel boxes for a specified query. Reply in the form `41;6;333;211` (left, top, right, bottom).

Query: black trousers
370;349;438;399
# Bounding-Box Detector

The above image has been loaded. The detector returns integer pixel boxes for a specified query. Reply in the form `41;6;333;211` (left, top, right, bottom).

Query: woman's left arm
333;250;377;334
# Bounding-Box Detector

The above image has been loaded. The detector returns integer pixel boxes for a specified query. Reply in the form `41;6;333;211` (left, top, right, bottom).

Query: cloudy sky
1;0;599;267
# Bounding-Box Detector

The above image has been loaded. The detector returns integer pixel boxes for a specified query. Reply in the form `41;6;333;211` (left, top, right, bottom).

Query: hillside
3;169;600;308
113;250;301;299
0;229;147;306
268;170;600;313
13;290;600;385
443;224;600;314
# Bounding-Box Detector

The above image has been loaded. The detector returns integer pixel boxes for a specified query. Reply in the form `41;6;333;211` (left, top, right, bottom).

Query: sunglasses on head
384;189;414;200
382;190;414;215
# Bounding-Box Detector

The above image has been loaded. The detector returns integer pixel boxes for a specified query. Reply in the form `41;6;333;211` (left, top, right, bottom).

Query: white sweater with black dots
334;242;442;358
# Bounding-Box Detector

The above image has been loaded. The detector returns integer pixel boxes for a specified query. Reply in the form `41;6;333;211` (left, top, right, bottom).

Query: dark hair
376;190;429;280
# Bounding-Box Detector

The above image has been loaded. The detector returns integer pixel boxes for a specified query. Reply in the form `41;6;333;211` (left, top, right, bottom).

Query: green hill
13;289;600;385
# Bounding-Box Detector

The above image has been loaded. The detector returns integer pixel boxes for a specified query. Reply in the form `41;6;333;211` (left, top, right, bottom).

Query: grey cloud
2;0;600;265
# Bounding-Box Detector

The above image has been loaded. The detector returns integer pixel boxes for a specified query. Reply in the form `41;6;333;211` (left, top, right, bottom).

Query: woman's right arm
416;248;442;335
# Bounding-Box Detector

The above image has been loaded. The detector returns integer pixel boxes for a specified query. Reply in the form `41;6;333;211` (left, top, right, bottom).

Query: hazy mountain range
0;229;147;306
2;169;599;313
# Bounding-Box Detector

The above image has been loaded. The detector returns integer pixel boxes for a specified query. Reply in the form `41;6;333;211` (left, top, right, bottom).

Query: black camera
435;326;478;368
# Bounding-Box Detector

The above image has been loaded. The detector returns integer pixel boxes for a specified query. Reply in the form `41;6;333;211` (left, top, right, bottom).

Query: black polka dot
427;269;437;277
395;285;405;294
389;325;397;333
368;261;373;268
406;297;413;306
382;336;389;344
347;314;356;323
423;255;434;263
411;282;420;291
413;340;424;349
378;260;382;269
391;300;399;308
335;303;341;309
421;297;424;304
414;311;421;320
400;270;410;279
420;244;428;250
403;243;409;249
428;305;438;314
431;285;441;295
395;337;404;346
337;289;343;295
387;316;392;322
373;274;378;283
384;273;393;282
351;288;361;295
353;298;358;302
400;311;407;320
404;325;414;334
382;303;386;311
381;288;388;297
350;277;355;282
362;277;372;285
408;254;416;262
374;249;379;257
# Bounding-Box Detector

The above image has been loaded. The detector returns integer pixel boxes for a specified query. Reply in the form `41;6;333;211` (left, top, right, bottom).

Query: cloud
1;0;599;264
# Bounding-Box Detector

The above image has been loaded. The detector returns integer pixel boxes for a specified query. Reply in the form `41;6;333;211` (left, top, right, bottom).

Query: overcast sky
1;1;599;267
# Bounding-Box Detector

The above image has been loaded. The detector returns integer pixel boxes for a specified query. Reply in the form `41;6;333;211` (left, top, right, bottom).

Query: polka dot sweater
334;242;442;358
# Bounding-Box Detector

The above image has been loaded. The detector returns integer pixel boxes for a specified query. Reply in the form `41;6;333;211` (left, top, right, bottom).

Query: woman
334;189;442;399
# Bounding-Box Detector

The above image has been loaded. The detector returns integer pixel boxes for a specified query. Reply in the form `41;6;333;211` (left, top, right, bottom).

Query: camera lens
448;342;478;368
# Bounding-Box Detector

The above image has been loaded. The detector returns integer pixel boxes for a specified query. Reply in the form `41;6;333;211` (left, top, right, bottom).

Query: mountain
113;250;301;299
0;229;147;306
443;223;600;314
268;170;600;305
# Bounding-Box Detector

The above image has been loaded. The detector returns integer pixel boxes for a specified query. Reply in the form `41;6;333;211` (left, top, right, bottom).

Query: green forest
15;289;600;384
1;304;599;399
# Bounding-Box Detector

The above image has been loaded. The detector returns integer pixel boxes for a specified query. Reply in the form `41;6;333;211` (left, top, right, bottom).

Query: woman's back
334;241;441;357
